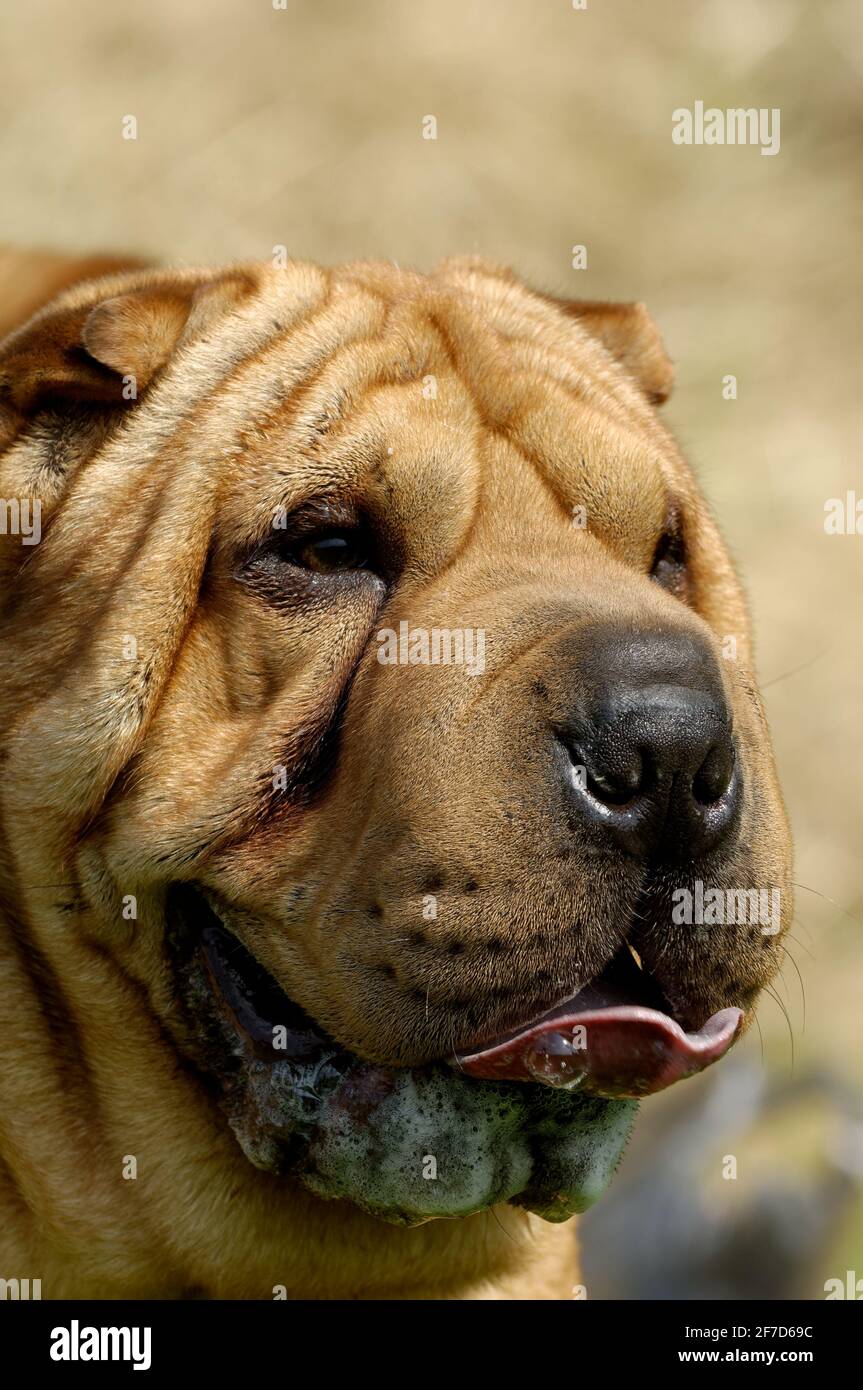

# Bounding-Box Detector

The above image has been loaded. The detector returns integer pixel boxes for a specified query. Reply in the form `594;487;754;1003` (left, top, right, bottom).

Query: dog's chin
165;885;638;1225
166;884;741;1227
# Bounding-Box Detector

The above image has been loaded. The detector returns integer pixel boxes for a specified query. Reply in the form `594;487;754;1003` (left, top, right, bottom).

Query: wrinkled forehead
210;261;685;570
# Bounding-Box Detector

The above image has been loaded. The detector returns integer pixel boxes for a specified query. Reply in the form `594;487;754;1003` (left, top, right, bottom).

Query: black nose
562;629;740;861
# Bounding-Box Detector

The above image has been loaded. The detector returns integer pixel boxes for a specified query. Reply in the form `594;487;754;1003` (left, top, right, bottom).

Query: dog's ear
0;272;250;416
549;297;674;404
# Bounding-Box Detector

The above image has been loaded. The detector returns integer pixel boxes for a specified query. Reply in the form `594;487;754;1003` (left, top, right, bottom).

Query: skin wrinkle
215;380;483;867
301;786;381;977
1;460;171;649
495;428;579;525
228;323;391;475
426;300;652;533
1;337;259;724
213;309;382;477
221;332;438;559
425;304;500;432
463;618;585;709
419;431;486;582
436;262;667;438
0;897;101;1140
286;480;494;900
51;296;397;850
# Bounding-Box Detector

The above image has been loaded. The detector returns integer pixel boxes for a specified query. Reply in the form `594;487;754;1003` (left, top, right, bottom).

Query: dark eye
289;529;371;574
650;515;687;598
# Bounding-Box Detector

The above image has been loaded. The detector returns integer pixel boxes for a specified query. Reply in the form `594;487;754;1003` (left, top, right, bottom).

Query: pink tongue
456;1004;743;1097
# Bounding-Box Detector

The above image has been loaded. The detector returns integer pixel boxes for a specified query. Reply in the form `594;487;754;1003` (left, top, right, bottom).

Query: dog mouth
193;893;742;1099
455;944;742;1095
168;885;740;1227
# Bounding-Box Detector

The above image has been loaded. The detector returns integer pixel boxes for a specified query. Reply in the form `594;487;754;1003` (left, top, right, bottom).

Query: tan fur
0;249;791;1298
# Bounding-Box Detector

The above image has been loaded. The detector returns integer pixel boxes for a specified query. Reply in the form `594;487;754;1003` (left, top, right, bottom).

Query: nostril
587;765;640;807
692;742;736;806
568;741;644;807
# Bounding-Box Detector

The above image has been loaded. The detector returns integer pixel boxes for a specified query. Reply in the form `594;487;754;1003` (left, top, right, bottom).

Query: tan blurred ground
2;0;861;1287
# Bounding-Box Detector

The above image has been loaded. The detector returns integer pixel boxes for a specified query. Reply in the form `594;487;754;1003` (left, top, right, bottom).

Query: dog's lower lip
199;918;331;1063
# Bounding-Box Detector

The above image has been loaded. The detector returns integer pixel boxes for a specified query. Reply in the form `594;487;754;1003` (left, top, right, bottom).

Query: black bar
2;1297;858;1375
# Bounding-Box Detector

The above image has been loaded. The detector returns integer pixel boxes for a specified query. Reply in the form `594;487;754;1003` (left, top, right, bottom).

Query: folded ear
549;297;674;405
0;270;250;415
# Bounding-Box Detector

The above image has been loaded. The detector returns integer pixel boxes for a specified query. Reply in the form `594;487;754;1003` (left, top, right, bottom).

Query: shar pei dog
0;249;792;1299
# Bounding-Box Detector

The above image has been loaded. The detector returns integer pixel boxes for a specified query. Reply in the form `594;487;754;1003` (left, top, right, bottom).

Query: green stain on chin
236;1052;638;1227
510;1090;639;1223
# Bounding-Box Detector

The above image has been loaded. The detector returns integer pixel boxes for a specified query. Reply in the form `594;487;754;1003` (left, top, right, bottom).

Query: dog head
0;257;792;1226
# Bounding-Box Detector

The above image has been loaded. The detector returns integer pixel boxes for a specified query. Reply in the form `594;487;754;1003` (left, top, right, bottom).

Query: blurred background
2;0;861;1298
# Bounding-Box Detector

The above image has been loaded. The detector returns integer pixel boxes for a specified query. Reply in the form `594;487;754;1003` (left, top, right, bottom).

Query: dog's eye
650;521;687;598
288;529;371;574
237;511;387;601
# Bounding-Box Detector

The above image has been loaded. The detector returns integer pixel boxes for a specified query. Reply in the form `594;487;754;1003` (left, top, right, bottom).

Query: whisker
786;925;815;960
769;957;791;1003
487;1204;520;1246
764;982;795;1073
761;647;829;690
447;1014;467;1075
788;913;815;949
792;881;863;928
778;943;806;1033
